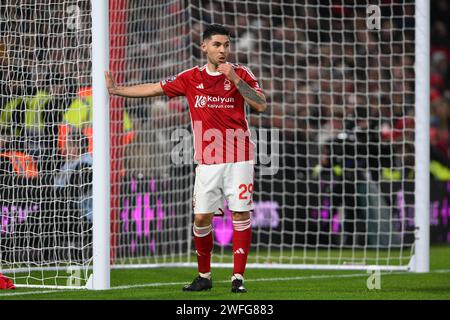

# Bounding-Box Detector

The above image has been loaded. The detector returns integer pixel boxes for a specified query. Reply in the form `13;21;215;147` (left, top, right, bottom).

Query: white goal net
0;0;93;287
0;0;427;288
111;0;419;270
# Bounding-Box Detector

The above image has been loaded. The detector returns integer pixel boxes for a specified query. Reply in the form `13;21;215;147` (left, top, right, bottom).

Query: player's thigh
193;163;225;214
223;161;254;212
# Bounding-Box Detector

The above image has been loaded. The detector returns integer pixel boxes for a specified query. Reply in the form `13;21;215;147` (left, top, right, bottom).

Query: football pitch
1;245;449;300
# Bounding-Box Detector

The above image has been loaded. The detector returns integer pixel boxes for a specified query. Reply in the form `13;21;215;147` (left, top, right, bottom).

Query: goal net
111;0;421;271
0;1;93;287
0;0;427;288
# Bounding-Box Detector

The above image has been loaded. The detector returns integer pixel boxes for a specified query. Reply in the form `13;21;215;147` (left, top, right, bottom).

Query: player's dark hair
202;24;231;41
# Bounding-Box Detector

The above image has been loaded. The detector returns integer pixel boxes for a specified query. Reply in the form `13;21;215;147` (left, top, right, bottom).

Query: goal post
0;0;430;289
91;0;110;290
413;0;430;273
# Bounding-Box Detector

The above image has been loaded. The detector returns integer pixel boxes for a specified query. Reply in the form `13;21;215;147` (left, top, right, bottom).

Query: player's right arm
105;71;164;97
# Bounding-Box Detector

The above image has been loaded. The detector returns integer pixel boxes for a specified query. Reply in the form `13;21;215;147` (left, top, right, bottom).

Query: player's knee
194;213;213;227
231;211;250;221
231;211;251;231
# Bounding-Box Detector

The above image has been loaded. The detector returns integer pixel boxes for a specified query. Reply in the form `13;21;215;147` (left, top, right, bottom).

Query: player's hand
105;71;117;94
217;63;240;84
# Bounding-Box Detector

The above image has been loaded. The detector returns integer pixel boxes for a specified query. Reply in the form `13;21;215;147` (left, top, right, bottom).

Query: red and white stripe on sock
193;224;213;276
232;218;252;276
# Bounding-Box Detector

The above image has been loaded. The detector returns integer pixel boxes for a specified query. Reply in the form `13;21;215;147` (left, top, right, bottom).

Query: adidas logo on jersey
196;83;204;89
234;248;245;254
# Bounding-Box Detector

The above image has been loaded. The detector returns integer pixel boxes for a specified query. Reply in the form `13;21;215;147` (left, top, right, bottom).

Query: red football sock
193;224;213;274
232;219;252;276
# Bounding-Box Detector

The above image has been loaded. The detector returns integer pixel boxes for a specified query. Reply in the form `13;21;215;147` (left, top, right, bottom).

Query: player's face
202;34;230;66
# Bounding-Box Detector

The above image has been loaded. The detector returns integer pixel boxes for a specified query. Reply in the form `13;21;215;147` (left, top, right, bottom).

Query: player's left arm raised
217;64;267;113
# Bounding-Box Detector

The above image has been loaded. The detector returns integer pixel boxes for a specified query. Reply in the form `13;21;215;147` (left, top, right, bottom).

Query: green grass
1;245;449;300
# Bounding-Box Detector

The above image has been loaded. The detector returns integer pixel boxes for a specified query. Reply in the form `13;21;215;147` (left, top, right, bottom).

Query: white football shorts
193;160;254;214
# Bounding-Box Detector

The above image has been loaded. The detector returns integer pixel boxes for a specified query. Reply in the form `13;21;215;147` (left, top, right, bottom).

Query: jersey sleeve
240;66;264;94
159;72;188;98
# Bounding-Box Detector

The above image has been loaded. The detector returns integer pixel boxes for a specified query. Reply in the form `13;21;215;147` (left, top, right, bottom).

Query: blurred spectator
124;99;173;180
54;130;93;222
431;1;450;167
0;127;39;209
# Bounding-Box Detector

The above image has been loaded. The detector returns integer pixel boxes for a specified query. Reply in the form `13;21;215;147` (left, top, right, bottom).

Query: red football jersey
160;63;263;164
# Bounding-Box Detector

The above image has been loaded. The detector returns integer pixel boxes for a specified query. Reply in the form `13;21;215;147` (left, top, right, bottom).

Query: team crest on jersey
224;79;231;91
161;75;177;86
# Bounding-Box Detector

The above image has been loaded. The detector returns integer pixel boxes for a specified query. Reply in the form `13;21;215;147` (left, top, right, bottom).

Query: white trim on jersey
205;67;222;76
240;65;258;81
201;63;224;76
178;66;198;77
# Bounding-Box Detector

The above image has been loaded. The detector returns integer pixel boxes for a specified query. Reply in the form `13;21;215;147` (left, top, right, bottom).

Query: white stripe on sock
233;219;251;231
193;224;212;237
199;272;211;279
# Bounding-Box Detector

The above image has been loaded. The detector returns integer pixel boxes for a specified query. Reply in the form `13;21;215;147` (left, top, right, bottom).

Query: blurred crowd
0;1;92;150
125;0;423;186
430;1;450;165
0;1;93;227
0;0;448;201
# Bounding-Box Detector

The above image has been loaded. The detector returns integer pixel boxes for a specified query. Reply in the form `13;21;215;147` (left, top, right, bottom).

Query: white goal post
413;0;430;273
91;0;110;290
0;0;429;290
